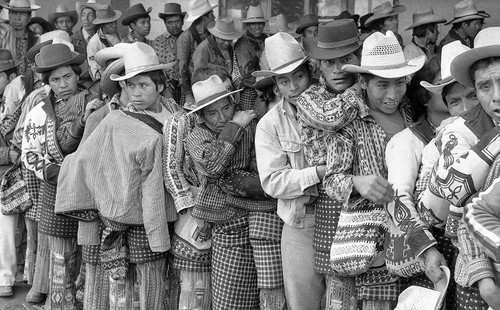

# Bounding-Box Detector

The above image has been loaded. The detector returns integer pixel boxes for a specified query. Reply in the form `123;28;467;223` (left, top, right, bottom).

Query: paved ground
0;283;44;310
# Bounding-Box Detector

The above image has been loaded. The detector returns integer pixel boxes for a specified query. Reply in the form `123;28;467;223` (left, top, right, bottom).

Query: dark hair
273;62;311;84
1;67;17;78
441;81;457;106
469;57;500;85
129;15;151;29
41;64;81;85
193;10;213;25
136;69;168;90
191;65;231;85
452;19;480;30
406;54;441;121
412;23;436;38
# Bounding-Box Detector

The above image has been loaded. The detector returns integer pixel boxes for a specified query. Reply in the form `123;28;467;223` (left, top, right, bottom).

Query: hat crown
7;0;38;10
267;14;291;33
265;32;306;72
96;5;116;19
124;3;150;17
373;1;397;15
440;41;470;79
192;75;229;106
211;18;236;35
412;6;435;22
35;43;76;68
361;30;406;69
122;42;161;76
163;3;183;14
39;30;70;44
188;0;212;13
474;27;500;50
245;5;265;20
317;20;359;49
454;0;479;18
55;4;71;13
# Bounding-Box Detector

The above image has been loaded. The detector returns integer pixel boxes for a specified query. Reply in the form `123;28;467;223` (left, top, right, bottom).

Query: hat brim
364;6;406;27
33;53;86;73
95;43;129;68
343;55;426;79
159;12;186;19
450;45;500;87
208;27;242;41
240;17;268;24
28;18;54;32
110;62;175;81
186;88;243;114
420;77;456;95
252;56;309;78
101;58;124;98
405;16;447;30
0;1;40;12
444;14;484;25
0;61;21;73
122;7;152;26
296;21;319;34
303;37;361;60
92;10;122;25
48;10;79;26
253;76;274;91
27;40;85;63
185;4;219;22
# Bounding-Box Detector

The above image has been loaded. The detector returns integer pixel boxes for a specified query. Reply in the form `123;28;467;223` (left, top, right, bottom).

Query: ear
359;74;368;90
118;80;126;89
157;82;164;94
273;84;280;96
8;72;16;83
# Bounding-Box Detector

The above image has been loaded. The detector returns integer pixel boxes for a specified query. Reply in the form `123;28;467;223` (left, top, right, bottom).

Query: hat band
437;75;454;85
245;16;265;21
361;59;408;70
214;28;236;35
126;63;160;75
0;59;16;67
272;56;306;72
196;89;230;107
317;36;359;49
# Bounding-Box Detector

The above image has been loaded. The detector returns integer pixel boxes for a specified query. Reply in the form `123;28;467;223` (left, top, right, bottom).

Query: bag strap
409;118;434;145
122;111;163;135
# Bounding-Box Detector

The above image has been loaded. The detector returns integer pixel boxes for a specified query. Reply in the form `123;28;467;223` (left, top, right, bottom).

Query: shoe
26;288;45;303
0;286;13;297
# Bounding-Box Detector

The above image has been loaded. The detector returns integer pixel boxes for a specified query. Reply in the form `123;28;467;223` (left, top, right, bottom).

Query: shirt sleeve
177;32;193;96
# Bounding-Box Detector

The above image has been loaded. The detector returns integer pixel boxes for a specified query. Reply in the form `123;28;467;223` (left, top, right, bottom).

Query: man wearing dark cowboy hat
72;0;99;51
121;3;152;44
296;14;319;38
153;2;186;104
1;0;40;75
48;4;78;36
438;0;489;51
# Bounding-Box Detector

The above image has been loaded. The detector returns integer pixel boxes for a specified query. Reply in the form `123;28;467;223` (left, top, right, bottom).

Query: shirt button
294;218;302;225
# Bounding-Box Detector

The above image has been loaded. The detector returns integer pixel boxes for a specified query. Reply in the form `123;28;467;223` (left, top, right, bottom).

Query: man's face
0;71;11;96
164;15;183;36
215;36;231;50
125;74;163;112
320;52;359;92
247;22;265;38
131;16;151;37
201;97;235;133
203;10;215;25
9;11;30;31
382;16;398;33
55;16;74;33
444;82;479;116
303;25;318;38
361;75;407;115
101;21;117;35
474;60;500;123
81;8;96;31
427;24;439;45
275;64;311;105
464;19;483;40
28;22;43;35
48;66;79;100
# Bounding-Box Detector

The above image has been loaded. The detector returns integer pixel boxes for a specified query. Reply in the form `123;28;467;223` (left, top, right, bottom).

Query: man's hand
83;98;104;124
316;165;327;180
189;185;200;199
478;278;500;310
232;110;256;127
8;148;19;165
422;246;447;283
352;175;394;204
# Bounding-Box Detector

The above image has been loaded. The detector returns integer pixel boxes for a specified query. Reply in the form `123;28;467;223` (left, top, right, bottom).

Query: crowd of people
1;0;500;309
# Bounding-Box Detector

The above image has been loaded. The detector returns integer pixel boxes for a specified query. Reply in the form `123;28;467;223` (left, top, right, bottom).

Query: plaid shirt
153;31;181;82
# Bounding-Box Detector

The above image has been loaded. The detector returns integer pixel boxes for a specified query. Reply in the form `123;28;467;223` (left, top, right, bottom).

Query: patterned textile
83;263;110;310
109;267;140;310
24;218;37;285
13;85;50;147
32;232;50;294
260;288;286;310
355;266;406;301
212;216;259;309
313;190;342;275
22;165;40;222
432;227;459;310
455;284;489;310
238;86;258;112
178;270;212;310
153;31;181;82
325;275;357;310
233;31;267;88
128;226;167;264
135;259;168;310
121;31;153;45
177;25;208;95
171;234;211;272
251;239;283;289
82;221;103;265
39;182;78;238
193;36;233;75
15;30;37;75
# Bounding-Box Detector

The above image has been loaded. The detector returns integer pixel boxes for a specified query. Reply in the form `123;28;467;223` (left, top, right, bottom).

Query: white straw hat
207;18;242;41
186;75;242;114
185;0;219;22
342;30;425;79
420;41;470;94
252;32;308;78
110;42;174;81
240;5;267;24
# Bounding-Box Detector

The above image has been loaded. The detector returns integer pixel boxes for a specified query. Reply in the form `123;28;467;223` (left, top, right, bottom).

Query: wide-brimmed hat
303;20;361;60
0;49;21;72
122;3;152;26
95;43;128;68
101;58;124;99
0;0;40;12
27;30;84;62
110;42;175;81
28;16;54;33
445;0;488;25
159;3;186;19
360;13;374;30
334;11;360;25
450;27;500;87
343;30;425;79
240;5;267;24
92;5;121;25
186;75;242;114
253;32;308;78
76;0;99;15
295;14;318;34
264;14;298;36
395;266;450;310
185;0;219;23
33;43;86;73
48;4;79;26
364;1;406;28
253;51;273;91
208;18;242;41
405;6;446;30
421;41;470;94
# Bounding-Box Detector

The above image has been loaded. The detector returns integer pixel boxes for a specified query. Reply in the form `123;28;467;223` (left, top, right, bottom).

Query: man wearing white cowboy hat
296;19;363;309
72;0;99;51
1;0;40;75
193;18;241;75
438;0;489;51
21;41;102;308
48;4;78;36
86;4;122;81
254;32;324;309
403;6;446;61
177;0;218;106
55;42;179;310
121;3;152;44
153;3;186;104
425;26;500;309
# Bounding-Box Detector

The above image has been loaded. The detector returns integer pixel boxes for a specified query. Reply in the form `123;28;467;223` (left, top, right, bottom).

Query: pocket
281;141;302;168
